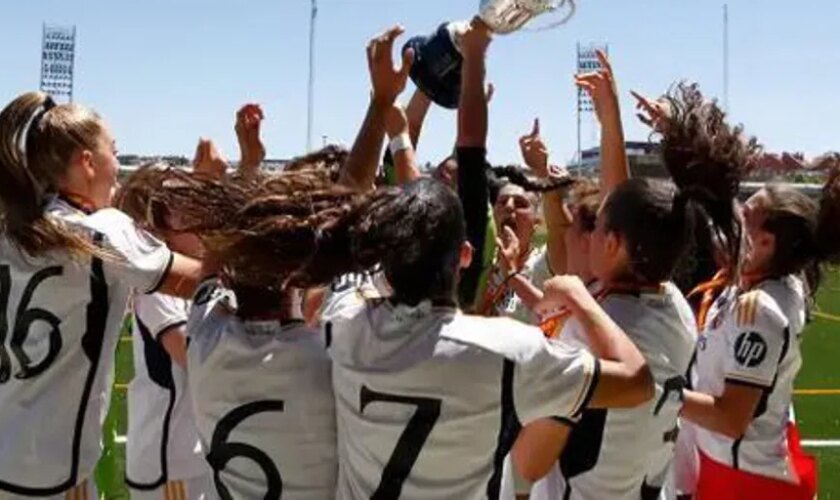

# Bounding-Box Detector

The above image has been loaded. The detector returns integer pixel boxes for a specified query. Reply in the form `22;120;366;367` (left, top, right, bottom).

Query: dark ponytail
151;168;466;307
603;83;757;287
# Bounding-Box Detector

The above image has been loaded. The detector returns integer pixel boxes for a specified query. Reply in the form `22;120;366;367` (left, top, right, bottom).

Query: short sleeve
724;292;788;388
89;209;173;293
134;294;188;341
514;338;599;425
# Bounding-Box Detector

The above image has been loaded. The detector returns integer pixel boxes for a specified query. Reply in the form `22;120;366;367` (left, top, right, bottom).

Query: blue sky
2;0;838;165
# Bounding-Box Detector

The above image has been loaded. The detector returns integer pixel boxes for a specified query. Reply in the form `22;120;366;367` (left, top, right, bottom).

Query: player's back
326;292;597;500
187;281;337;500
0;199;173;495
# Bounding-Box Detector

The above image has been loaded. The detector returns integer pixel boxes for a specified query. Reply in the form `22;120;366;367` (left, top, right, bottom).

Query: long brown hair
603;83;759;286
147;167;467;307
761;167;840;293
0;91;105;258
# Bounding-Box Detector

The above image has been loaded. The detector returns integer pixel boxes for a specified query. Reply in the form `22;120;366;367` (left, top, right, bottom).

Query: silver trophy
479;0;576;34
405;0;577;108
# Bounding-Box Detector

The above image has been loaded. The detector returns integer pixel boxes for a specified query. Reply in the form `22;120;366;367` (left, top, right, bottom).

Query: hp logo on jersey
734;332;768;367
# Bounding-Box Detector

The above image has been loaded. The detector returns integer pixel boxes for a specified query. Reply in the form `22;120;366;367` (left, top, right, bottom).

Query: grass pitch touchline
793;389;840;395
813;311;840;323
802;440;840;448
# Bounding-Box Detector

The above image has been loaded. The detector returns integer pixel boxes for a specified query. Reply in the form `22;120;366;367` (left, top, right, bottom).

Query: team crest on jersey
734;331;767;367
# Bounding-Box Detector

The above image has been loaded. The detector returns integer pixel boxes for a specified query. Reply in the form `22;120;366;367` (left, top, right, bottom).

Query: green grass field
98;271;840;499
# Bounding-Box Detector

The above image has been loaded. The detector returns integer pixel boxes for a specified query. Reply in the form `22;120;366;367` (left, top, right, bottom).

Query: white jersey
324;289;598;500
693;276;805;483
0;197;172;496
532;283;697;500
187;280;337;500
485;246;552;324
126;294;208;490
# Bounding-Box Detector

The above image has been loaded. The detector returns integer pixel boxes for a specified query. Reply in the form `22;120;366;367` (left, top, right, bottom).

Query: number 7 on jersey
360;385;442;500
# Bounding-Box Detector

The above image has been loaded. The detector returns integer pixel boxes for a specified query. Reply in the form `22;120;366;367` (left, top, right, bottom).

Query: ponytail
603;83;756;287
150;169;466;306
488;165;574;194
0;92;104;258
659;82;758;282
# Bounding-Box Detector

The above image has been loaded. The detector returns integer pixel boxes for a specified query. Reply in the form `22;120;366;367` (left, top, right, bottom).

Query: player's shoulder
734;288;787;333
187;279;236;334
440;314;548;362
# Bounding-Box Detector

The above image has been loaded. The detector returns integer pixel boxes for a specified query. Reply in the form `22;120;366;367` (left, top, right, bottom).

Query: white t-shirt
693;276;805;483
531;283;697;500
485;246;552;324
324;289;598;500
187;280;337;500
0;197;172;496
126;294;208;489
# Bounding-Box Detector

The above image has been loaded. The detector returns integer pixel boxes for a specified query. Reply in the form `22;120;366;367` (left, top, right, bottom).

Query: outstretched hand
235;103;265;170
193;138;229;179
519;118;549;177
575;50;620;125
630;90;671;132
368;25;414;105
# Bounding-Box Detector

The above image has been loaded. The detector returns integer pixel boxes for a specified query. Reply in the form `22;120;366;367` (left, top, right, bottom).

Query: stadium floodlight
40;24;77;103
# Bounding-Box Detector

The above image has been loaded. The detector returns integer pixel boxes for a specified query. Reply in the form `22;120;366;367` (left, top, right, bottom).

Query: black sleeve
456;146;491;309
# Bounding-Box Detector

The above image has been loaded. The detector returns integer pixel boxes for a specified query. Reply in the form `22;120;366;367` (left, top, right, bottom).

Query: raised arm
455;18;495;310
235;103;266;177
406;88;432;149
538;276;654;409
384;104;421;184
520;118;572;275
340;26;414;190
575;50;628;194
192;138;229;180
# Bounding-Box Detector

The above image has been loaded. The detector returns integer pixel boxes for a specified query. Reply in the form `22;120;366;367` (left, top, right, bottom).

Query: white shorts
672;420;700;497
128;475;216;500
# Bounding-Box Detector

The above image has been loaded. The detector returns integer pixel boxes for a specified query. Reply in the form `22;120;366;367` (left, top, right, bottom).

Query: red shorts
697;423;816;500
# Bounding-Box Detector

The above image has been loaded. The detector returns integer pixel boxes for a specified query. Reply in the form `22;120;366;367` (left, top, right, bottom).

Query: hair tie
31;96;57;130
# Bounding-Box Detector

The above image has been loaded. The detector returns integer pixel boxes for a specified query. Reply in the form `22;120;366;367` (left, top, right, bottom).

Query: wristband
389;133;412;156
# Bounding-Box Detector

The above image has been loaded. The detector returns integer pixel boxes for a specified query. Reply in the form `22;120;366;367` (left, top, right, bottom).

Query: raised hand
193;138;229;179
519;118;549;177
575;50;619;125
368;25;414;105
235;103;265;172
630;90;671;132
496;225;521;276
460;16;493;61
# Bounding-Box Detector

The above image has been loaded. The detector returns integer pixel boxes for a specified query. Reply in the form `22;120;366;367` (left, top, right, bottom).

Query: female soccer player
682;169;840;499
0;92;202;498
116;164;216;500
144;167;339;500
518;82;754;500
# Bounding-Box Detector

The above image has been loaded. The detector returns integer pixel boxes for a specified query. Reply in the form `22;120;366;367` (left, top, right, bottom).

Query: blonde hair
0;91;105;257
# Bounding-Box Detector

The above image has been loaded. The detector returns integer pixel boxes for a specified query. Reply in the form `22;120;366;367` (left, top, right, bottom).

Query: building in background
573;140;665;178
